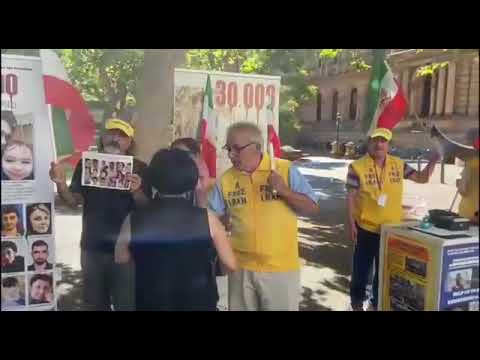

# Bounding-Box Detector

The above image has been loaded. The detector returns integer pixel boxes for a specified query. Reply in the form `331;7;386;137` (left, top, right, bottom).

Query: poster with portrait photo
1;203;25;239
2;54;57;311
27;271;54;308
1;238;27;274
446;269;473;293
1;274;27;310
439;244;479;310
26;237;54;273
82;151;133;190
25;202;53;237
1;112;35;182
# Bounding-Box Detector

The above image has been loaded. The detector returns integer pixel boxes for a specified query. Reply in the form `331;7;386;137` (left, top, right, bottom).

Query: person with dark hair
2;277;25;307
171;137;215;208
115;149;237;311
29;273;53;304
99;169;108;187
49;118;151;311
2;205;24;237
28;240;53;271
26;203;51;236
1;241;25;273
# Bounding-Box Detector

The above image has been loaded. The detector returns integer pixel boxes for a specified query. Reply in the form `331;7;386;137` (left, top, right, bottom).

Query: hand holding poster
82;151;133;190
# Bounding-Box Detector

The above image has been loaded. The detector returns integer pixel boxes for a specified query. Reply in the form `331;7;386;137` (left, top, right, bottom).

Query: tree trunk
136;49;186;163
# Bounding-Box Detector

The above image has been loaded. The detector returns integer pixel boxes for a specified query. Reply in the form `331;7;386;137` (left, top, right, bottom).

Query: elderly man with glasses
208;122;320;311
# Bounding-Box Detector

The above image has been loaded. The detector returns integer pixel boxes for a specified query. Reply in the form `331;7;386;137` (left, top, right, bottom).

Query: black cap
146;149;199;195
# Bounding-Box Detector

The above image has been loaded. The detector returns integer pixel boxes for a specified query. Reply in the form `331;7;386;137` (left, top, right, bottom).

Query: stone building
298;49;479;150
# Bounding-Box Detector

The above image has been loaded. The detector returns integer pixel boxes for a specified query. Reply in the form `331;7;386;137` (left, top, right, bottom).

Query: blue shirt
208;165;319;216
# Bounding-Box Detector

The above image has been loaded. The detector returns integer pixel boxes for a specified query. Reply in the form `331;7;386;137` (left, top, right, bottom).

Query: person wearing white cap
346;127;439;311
49;118;151;311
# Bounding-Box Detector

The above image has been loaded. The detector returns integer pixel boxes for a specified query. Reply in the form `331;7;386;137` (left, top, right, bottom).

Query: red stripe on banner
43;75;96;165
268;124;282;157
377;80;408;130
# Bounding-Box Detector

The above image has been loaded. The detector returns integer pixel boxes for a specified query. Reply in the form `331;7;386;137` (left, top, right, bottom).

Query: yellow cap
370;128;392;141
105;118;135;138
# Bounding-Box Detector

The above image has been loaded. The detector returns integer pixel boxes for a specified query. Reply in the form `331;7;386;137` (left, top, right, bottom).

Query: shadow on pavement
297;164;354;311
300;287;332;311
56;263;84;311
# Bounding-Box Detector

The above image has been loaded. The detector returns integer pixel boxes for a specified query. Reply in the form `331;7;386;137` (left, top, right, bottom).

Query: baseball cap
105;118;135;138
370;128;392;141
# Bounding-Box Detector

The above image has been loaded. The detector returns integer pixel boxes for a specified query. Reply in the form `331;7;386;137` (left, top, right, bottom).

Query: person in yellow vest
457;133;479;225
208;122;320;311
346;128;439;311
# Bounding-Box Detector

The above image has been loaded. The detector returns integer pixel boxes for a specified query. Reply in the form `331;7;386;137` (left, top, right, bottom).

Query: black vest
130;197;217;311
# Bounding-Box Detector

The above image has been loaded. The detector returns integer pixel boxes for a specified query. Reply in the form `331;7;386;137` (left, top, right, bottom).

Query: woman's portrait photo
26;203;52;236
1;140;34;181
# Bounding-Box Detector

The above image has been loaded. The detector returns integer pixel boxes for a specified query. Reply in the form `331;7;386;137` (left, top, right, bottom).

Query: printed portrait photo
82;152;132;190
1;274;26;309
2;204;25;238
28;272;54;306
1;111;34;181
1;240;26;273
27;238;54;272
26;203;52;236
447;269;473;292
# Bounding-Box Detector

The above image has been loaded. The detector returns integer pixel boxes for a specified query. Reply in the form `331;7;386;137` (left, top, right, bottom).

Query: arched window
332;90;338;121
349;88;358;120
316;92;322;122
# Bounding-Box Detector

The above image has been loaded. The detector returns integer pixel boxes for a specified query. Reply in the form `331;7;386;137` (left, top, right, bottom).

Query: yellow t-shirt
219;153;299;272
458;158;479;220
349;154;405;234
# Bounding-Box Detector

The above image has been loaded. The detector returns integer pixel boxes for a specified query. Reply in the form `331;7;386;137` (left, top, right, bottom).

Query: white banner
2;55;56;311
174;69;281;176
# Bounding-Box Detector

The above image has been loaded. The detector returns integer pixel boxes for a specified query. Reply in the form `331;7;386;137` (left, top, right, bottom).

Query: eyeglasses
222;142;256;154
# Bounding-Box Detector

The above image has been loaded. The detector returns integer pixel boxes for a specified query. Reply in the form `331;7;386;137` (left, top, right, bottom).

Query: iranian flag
365;50;408;135
40;49;96;167
199;74;217;178
266;95;282;158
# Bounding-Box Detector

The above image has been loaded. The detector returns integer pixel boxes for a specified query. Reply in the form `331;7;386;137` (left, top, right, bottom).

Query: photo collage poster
81;151;133;191
2;55;56;311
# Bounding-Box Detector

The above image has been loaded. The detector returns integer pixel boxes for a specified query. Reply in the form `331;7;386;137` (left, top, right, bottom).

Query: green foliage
186;49;326;145
416;61;449;78
59;49;144;119
319;49;342;59
186;49;372;144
